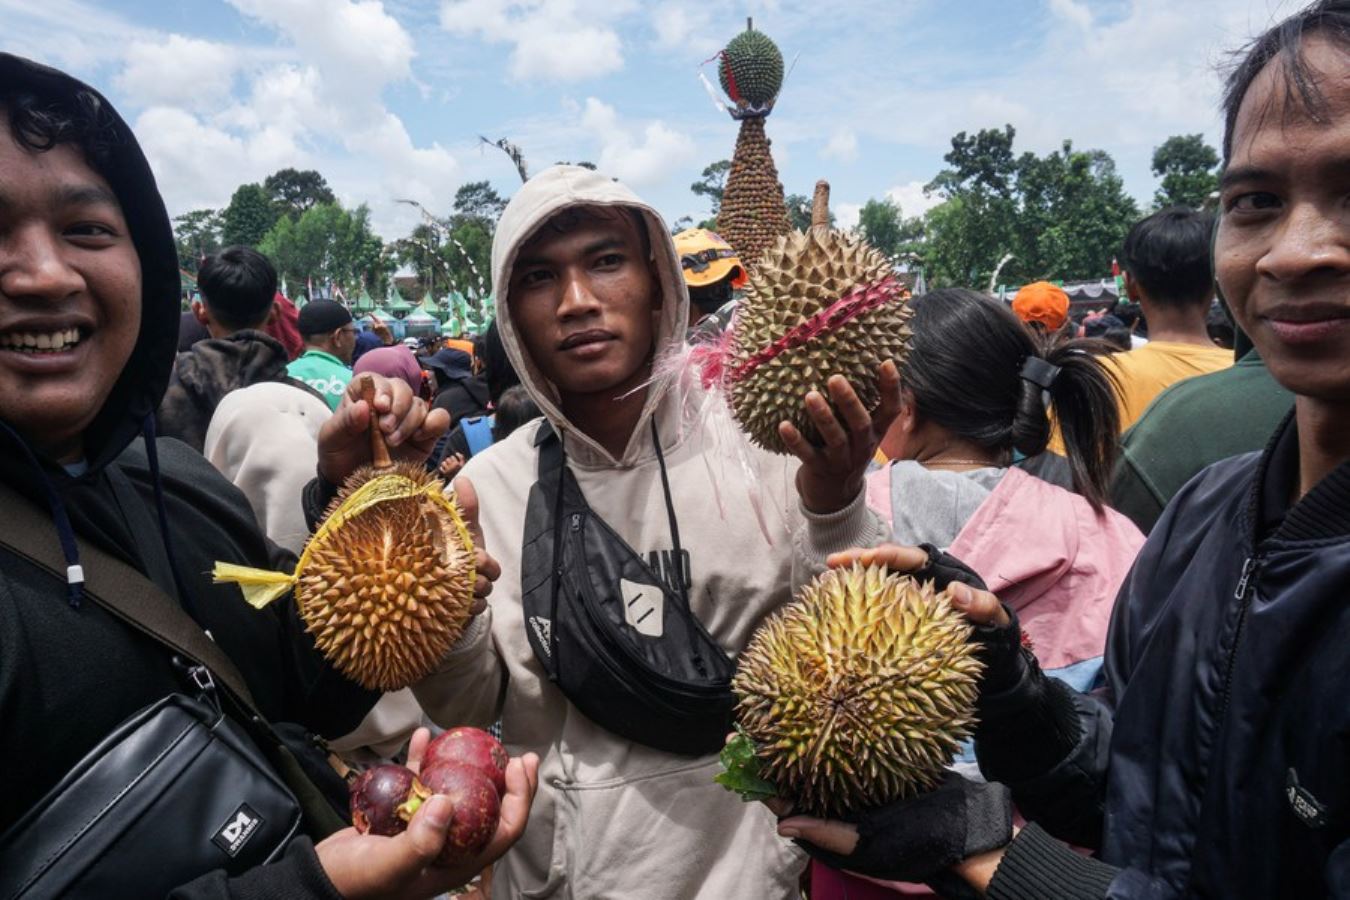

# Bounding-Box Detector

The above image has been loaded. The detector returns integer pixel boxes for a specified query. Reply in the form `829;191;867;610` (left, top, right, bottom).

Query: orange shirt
1050;341;1232;452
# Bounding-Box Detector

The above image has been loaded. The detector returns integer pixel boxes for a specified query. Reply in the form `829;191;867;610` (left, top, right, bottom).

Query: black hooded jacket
0;55;375;898
157;329;324;452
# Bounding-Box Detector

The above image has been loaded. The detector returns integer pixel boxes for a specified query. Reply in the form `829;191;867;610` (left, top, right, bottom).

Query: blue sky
0;0;1299;242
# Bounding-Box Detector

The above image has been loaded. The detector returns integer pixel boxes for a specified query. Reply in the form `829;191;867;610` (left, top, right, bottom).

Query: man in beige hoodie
410;166;894;898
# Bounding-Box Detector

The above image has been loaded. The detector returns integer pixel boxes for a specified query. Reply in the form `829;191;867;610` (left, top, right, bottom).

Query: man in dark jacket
0;54;533;898
771;4;1350;896
157;246;320;451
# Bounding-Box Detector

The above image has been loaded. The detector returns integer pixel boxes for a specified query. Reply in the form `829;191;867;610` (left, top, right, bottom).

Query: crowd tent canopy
403;307;441;338
999;278;1123;311
352;287;377;316
385;286;415;320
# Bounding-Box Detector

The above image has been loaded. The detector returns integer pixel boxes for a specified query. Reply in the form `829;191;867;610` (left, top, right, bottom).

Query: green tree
393;222;444;298
919;124;1137;288
437;219;492;300
929;125;1018;198
690;160;731;215
172;208;223;272
258;202;390;296
921;126;1020;287
1151;134;1220;210
785;193;836;231
1017;142;1138;281
221;183;278;248
264;168;337;221
452;181;506;224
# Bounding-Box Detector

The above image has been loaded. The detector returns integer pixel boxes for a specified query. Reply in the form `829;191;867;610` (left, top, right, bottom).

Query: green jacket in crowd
286;348;351;411
1109;348;1294;533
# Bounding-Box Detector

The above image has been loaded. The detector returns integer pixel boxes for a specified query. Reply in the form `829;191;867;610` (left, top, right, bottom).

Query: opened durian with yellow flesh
722;181;914;454
214;376;477;692
718;565;982;817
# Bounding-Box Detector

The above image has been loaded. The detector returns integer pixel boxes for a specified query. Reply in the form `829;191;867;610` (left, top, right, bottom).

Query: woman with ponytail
809;288;1145;900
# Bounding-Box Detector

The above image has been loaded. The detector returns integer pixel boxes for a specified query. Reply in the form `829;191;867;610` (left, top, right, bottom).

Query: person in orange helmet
674;228;748;329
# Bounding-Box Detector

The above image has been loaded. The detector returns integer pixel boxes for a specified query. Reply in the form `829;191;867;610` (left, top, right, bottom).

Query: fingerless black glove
796;773;1013;884
913;543;988;592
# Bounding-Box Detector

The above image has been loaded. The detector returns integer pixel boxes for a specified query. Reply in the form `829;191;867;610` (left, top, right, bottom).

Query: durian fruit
713;19;792;268
717;116;793;269
719;25;784;107
214;377;477;692
733;564;982;818
724;181;913;453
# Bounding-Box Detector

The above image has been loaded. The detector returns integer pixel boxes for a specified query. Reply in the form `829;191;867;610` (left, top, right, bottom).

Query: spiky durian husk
716;117;792;269
719;29;784;107
726;227;913;453
297;463;475;691
733;565;981;818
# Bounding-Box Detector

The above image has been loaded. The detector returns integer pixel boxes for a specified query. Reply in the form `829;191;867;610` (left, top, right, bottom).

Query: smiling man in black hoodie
0;55;534;898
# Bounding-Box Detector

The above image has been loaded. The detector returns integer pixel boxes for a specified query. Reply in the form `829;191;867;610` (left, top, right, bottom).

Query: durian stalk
360;374;393;470
810;180;830;231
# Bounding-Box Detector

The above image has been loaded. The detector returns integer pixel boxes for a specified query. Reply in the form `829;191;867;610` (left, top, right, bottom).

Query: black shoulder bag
0;478;346;900
520;421;736;757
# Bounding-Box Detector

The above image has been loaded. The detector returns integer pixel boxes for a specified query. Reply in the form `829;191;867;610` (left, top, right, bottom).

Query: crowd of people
0;1;1347;897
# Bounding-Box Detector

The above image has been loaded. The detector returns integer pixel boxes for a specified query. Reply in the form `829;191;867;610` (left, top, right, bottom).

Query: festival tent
402;307;440;339
385;285;414;319
352;287;377;316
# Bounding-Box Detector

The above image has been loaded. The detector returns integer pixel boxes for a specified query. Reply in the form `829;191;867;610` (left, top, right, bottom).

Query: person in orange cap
674;228;747;328
1011;281;1071;333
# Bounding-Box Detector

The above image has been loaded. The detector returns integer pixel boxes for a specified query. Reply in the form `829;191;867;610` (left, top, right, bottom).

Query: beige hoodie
409;167;842;899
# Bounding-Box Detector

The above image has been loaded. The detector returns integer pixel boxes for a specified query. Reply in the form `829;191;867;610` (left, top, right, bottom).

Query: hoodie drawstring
0;419;85;608
141;416;199;621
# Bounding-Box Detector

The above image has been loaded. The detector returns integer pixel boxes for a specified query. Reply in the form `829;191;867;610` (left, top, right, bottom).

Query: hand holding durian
215;373;493;692
719;550;1014;885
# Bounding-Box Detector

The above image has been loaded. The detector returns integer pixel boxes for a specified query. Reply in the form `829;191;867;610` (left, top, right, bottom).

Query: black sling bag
520;421;736;756
0;477;347;899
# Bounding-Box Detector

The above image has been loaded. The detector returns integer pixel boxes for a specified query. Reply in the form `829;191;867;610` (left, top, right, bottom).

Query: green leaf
714;729;778;803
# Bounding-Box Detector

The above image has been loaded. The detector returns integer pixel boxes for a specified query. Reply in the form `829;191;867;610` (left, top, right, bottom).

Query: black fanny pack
521;421;736;756
0;669;301;900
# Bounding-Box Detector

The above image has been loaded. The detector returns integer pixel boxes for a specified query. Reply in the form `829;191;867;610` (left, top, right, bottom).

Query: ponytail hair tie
1020;356;1062;390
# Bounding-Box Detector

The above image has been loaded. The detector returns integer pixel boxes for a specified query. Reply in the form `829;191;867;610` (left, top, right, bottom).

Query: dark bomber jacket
982;413;1350;898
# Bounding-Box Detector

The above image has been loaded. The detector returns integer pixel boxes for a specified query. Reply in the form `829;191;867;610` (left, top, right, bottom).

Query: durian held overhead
214;375;477;692
717;564;982;819
718;181;914;454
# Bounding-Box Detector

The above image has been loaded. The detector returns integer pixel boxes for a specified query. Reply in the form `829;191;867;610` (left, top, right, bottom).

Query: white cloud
650;7;720;55
134;106;305;215
886;181;942;218
0;0;152;69
581;98;697;188
117;36;240;112
822;128;859;163
439;0;633;82
835;201;862;231
228;0;414;97
1048;0;1093;29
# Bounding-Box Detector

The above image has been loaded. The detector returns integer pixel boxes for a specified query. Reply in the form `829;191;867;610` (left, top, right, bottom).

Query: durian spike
359;374;393;470
811;180;830;231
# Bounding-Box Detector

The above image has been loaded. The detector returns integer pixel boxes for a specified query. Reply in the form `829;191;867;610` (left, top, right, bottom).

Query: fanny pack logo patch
1287;768;1328;829
529;616;552;656
621;578;664;638
212;803;263;857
